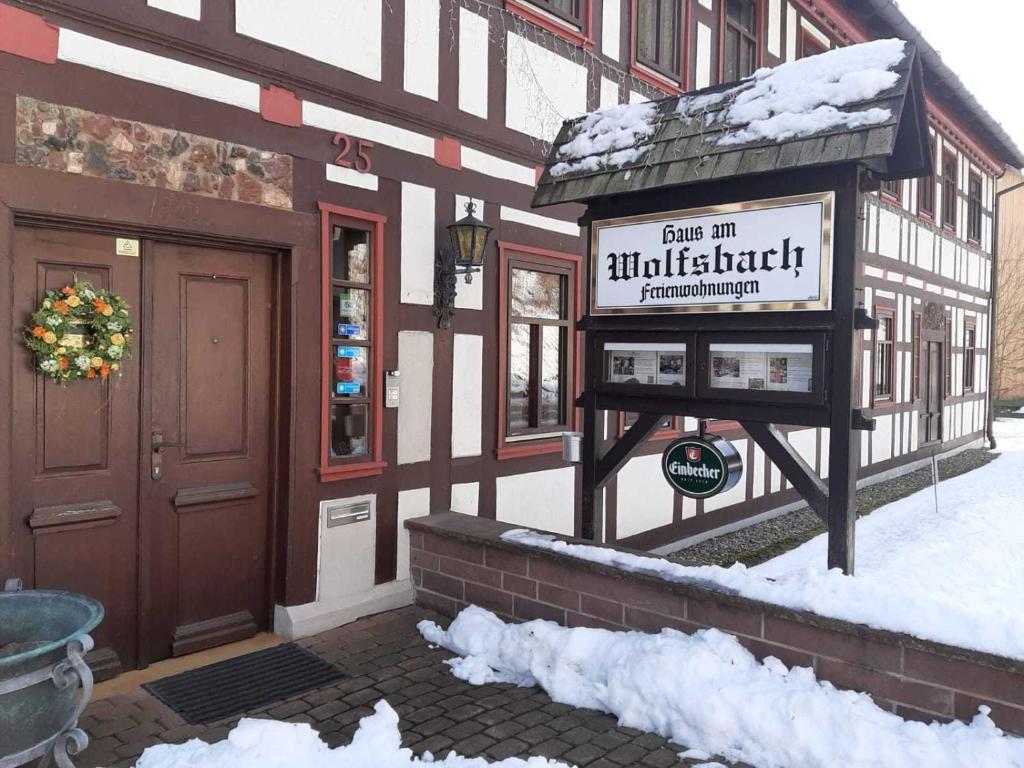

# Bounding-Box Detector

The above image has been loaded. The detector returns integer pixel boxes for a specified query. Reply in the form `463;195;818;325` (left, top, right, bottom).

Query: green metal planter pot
0;580;102;768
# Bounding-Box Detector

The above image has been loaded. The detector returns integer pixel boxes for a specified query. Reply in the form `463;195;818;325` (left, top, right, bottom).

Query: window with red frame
723;0;758;83
968;172;983;243
880;178;902;202
918;137;936;219
635;0;682;81
942;150;958;229
319;205;385;479
963;319;977;392
519;0;584;27
799;28;829;58
506;257;576;439
622;412;676;435
873;309;895;403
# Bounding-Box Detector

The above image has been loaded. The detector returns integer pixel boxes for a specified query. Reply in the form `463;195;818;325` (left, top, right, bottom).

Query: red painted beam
0;4;58;64
259;85;302;128
434;136;462;170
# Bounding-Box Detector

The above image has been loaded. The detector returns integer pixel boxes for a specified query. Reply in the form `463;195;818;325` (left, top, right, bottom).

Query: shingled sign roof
533;39;930;208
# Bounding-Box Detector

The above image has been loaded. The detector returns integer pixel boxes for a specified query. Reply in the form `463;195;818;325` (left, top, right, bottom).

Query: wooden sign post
534;44;931;574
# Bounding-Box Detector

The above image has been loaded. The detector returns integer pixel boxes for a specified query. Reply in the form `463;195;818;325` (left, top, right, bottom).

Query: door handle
151;430;180;480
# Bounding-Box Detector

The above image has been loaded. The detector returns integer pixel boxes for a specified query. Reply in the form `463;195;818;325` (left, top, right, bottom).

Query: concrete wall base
274;579;414;639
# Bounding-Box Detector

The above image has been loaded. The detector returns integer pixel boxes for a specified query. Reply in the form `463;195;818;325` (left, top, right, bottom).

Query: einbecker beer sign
662;436;743;499
591;192;834;315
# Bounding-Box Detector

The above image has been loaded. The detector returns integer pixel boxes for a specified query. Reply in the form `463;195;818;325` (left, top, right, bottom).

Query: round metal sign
661;435;743;499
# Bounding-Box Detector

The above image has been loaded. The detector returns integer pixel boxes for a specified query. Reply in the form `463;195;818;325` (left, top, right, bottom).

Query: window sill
917;211;934;224
628;63;683;96
505;0;593;49
879;191;902;205
871;399;897;410
318;460;388;482
497;440;563;460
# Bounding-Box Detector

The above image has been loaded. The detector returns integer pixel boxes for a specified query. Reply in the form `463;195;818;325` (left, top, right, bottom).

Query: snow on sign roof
534;39;931;208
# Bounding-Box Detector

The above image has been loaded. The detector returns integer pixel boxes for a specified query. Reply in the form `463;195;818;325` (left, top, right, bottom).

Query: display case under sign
697;333;826;406
603;342;687;387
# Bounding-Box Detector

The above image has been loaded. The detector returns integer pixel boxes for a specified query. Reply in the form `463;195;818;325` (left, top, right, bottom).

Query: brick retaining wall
406;512;1024;734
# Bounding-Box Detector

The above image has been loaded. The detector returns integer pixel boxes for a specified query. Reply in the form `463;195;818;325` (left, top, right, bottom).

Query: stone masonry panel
15;96;293;209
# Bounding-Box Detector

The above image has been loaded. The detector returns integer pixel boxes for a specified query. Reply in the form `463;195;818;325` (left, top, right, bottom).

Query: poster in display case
604;343;687;387
707;343;814;394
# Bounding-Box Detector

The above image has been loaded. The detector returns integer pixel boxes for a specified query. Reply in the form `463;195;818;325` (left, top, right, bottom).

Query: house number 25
333;133;374;173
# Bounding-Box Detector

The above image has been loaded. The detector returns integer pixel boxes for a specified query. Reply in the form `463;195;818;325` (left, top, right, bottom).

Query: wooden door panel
146;243;272;662
12;227;141;675
182;275;249;458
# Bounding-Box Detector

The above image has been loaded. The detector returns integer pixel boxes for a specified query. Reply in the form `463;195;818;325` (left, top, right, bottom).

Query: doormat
143;643;345;724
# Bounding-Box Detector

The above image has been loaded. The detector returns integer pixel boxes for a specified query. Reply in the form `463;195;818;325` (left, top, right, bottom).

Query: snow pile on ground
420;607;1024;768
132;700;567;768
681;38;906;145
550;102;658;177
500;420;1024;660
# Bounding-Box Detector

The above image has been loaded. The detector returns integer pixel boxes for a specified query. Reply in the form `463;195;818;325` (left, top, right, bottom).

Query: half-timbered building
0;0;1020;676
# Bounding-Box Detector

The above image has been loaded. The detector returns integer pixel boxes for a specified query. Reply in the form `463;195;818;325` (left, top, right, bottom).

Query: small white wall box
325;499;371;528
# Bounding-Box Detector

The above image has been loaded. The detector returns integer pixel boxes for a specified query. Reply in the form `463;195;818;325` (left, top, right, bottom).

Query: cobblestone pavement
77;606;746;767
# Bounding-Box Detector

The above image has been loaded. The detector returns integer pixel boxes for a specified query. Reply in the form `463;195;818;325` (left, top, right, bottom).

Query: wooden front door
921;340;944;444
9;228;275;671
143;242;273;662
10;226;143;676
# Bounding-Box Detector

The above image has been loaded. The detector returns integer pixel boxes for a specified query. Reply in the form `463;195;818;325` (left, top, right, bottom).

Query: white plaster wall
397;488;430;581
600;77;620;110
452;334;483;458
459;8;489;118
496;467;576;535
878;208;901;260
235;0;382;81
752;443;766;497
451;482;479;516
790;429;818;472
505;32;586;141
767;0;782;57
785;4;798;62
872;414;893;463
148;0;201;19
461;146;536;186
601;0;621;61
326;164;379;191
616;454;674;539
500;206;580;236
58;31;260;112
695;23;712;90
304;102;434;157
397;331;433;465
401;182;435;305
404;0;440;100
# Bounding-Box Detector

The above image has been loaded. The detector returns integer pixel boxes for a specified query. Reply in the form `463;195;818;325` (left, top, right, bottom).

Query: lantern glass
448;204;492;269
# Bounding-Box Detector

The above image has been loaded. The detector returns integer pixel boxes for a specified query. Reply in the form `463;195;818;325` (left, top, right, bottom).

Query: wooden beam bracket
594;412;664;488
854;307;878;331
741;421;829;524
852;409;876;431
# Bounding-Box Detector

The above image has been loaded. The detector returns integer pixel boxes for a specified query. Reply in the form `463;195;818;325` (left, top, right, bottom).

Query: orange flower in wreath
58;357;69;371
86;368;96;379
31;325;45;338
61;286;76;296
92;298;108;313
99;363;111;378
53;300;70;316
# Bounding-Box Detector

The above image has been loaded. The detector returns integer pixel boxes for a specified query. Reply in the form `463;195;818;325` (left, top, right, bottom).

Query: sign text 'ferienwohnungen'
591;192;834;314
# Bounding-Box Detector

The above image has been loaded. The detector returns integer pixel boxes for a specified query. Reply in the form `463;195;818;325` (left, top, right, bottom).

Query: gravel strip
669;446;999;568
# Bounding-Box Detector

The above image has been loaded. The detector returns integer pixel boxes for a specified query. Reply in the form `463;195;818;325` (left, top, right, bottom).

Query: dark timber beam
595;412;664;488
740;422;829;524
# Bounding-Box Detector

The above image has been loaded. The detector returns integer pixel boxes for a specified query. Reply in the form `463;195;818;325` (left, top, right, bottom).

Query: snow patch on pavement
497;419;1024;660
420;607;1024;768
132;700;568;768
